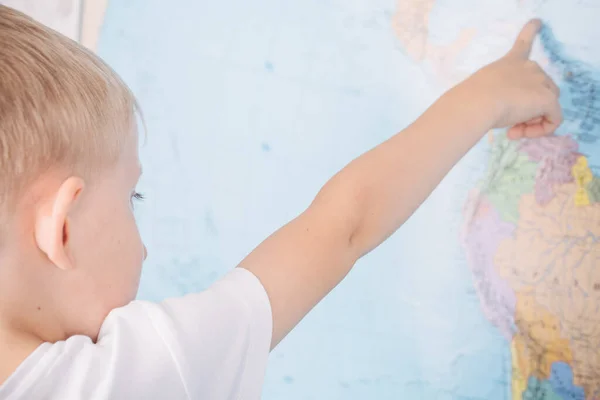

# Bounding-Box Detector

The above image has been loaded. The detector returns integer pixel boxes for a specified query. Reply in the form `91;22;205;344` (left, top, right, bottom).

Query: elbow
310;177;369;256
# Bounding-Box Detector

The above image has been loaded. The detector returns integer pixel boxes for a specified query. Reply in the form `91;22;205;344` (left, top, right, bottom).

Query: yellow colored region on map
574;188;590;207
511;337;528;400
572;156;593;206
509;294;575;399
514;293;574;376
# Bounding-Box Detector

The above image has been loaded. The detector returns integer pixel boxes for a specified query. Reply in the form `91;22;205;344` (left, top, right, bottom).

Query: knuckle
543;80;560;96
525;60;537;68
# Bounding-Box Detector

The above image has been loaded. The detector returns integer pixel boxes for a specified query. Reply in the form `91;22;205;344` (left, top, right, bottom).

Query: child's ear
34;177;85;270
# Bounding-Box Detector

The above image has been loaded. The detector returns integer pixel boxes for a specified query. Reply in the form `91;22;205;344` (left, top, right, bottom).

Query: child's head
0;6;146;343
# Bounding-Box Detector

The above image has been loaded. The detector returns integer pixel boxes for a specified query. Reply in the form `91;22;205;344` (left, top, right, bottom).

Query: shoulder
0;268;272;400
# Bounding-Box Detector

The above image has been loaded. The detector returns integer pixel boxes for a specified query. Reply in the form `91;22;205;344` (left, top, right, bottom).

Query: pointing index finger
509;19;542;59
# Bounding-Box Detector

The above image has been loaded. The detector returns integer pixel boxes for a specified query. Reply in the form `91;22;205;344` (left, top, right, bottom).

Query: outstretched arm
240;19;561;349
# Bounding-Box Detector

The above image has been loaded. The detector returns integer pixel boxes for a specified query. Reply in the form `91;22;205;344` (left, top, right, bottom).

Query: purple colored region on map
461;193;517;339
519;136;579;205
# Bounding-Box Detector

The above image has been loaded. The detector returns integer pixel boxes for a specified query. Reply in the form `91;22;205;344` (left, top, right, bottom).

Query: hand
463;19;562;139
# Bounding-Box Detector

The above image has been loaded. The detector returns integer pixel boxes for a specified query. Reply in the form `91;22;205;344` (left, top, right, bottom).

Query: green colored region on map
478;135;538;224
522;377;562;400
586;176;600;203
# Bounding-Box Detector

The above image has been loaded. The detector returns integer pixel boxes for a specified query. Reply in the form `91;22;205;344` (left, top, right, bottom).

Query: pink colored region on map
519;135;579;205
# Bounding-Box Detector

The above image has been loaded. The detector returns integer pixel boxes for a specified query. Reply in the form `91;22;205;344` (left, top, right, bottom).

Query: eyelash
131;191;145;206
132;191;145;201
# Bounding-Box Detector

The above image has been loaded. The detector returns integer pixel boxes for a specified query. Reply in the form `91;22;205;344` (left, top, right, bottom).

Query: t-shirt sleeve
97;267;273;400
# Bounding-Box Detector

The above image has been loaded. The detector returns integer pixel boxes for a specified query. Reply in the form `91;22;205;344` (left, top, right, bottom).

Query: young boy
0;6;561;400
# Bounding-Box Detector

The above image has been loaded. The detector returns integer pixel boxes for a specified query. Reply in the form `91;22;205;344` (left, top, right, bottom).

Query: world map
92;0;600;398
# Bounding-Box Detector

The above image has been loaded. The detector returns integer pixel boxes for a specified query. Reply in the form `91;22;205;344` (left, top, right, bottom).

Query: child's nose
143;245;148;261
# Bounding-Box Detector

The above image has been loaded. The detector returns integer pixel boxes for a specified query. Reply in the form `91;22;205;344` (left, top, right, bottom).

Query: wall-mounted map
10;0;600;398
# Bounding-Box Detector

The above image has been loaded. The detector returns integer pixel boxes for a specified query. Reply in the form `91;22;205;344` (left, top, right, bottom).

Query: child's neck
0;324;43;385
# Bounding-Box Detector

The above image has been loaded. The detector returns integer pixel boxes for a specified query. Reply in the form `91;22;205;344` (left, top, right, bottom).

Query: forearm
241;20;558;349
245;88;491;348
313;84;493;258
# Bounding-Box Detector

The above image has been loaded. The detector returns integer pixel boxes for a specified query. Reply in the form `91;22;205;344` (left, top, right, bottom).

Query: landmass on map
461;23;600;400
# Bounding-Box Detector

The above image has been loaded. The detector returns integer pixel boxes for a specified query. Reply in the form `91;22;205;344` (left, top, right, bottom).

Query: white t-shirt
0;268;272;400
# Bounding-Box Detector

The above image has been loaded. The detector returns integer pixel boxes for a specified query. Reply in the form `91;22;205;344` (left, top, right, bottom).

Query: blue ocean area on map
524;362;585;400
539;23;600;170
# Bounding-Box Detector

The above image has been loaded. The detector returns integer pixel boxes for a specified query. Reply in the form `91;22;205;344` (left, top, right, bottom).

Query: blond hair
0;5;137;209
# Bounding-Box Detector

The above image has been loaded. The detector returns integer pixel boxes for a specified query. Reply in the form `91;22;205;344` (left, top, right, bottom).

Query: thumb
509;19;542;59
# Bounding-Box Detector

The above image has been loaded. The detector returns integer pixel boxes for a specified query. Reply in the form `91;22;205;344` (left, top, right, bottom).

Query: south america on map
458;9;600;400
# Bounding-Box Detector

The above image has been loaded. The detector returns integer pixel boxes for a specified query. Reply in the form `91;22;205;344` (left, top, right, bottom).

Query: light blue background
97;0;600;398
